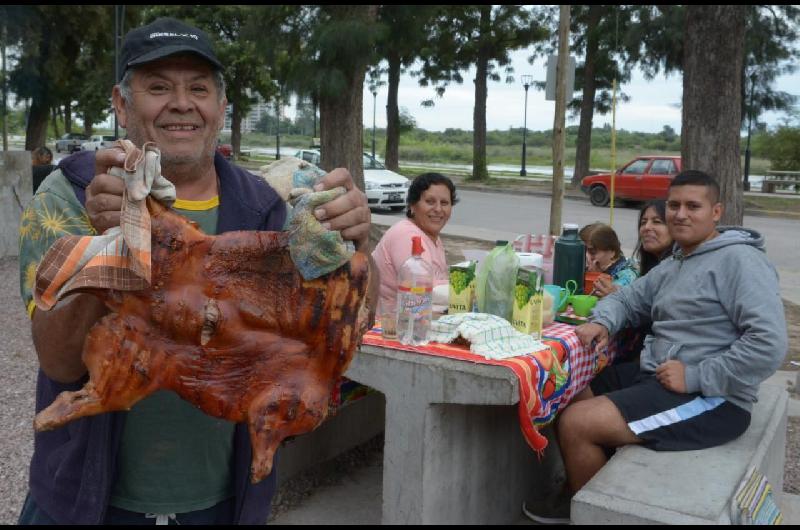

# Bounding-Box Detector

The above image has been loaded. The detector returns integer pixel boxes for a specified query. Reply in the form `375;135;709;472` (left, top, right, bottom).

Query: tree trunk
471;5;491;182
682;6;745;226
572;5;601;186
320;69;367;191
384;51;401;171
51;106;60;140
318;5;377;192
550;5;570;236
25;99;49;151
64;101;72;134
83;114;93;137
231;101;242;160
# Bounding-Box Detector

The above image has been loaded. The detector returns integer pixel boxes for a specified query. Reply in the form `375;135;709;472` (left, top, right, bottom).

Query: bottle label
399;291;432;313
398;285;432;295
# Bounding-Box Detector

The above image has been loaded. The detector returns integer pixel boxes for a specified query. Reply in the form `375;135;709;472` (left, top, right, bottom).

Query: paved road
373;188;800;304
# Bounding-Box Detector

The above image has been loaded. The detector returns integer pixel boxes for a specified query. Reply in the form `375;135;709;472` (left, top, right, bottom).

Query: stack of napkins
429;313;549;360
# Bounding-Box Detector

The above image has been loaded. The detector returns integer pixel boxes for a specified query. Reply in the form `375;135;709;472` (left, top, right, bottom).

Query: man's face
666;184;722;252
113;55;227;171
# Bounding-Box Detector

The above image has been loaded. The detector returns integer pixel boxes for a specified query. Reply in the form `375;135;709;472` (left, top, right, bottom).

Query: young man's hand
575;322;609;354
656;360;687;393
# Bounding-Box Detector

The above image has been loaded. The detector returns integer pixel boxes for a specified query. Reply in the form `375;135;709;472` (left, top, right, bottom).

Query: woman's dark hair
634;200;671;276
406;172;458;218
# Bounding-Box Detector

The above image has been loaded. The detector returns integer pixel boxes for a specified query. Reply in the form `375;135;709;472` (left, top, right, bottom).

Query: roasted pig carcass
33;196;371;483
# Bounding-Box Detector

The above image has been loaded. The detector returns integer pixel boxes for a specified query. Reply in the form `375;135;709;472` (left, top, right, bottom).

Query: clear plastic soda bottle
396;236;433;345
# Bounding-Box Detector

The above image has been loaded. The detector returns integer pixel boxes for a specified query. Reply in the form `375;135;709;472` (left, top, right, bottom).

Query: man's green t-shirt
109;196;236;514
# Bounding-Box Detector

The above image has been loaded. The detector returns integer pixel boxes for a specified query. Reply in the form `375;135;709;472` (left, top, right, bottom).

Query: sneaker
522;493;571;525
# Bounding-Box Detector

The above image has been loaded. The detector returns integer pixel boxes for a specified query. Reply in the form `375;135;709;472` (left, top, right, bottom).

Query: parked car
55;133;89;153
293;149;410;211
81;135;117;151
216;141;233;160
580;155;682;206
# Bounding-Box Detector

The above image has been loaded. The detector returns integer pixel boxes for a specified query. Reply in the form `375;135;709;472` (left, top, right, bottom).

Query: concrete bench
762;171;800;193
572;383;788;524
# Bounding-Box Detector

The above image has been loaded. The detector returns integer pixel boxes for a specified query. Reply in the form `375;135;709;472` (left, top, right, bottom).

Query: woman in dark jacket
633;200;673;276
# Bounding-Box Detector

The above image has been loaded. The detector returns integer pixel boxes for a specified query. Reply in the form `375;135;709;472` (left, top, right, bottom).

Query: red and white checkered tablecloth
541;322;614;404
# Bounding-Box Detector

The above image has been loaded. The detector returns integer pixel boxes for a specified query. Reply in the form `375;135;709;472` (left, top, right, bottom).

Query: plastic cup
381;311;397;340
544;284;569;313
569;295;598;317
584;272;612;295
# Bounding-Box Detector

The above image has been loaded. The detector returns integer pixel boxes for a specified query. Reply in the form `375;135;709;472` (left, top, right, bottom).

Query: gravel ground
0;257;36;525
0;249;798;524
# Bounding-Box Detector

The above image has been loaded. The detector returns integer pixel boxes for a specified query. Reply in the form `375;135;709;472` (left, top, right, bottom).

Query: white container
516;252;543;270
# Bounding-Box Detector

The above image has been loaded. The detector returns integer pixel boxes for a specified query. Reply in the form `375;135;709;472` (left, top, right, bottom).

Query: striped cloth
362;320;616;453
731;467;783;525
34;140;176;311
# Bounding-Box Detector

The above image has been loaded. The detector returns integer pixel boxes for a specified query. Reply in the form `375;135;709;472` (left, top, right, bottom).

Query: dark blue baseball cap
119;17;223;81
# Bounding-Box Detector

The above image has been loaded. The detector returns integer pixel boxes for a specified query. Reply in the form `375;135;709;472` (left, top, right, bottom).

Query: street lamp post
743;72;757;192
371;89;377;160
520;75;533;177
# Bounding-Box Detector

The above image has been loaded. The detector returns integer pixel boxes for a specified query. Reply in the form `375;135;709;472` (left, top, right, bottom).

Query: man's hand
575;322;609;354
313;168;371;252
86;148;128;234
655;360;687;393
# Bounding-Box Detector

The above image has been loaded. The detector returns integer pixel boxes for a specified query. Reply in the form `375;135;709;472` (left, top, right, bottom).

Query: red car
580;156;682;206
216;141;233;160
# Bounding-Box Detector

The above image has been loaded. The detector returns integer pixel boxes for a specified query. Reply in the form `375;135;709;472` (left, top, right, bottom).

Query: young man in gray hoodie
524;170;788;524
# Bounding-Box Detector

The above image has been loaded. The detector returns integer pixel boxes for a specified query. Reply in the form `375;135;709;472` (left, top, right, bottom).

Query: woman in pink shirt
372;173;458;314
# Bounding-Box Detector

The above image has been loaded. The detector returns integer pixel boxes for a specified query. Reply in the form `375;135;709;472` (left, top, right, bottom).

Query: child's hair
587;223;622;260
579;222;604;245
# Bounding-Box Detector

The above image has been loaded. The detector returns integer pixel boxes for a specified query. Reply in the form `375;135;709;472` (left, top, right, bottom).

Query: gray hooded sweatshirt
591;226;788;412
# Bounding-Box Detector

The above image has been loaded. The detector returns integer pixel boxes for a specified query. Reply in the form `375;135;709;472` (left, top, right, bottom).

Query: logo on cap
149;32;200;41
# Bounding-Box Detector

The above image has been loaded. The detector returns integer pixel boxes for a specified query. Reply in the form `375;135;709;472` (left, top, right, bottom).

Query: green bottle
553;223;585;293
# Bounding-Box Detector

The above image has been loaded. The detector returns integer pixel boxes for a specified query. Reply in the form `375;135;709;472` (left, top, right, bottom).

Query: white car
81;135;117;151
293;149;409;211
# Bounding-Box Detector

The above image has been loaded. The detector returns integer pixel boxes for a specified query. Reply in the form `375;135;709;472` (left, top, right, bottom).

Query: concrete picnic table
343;321;616;524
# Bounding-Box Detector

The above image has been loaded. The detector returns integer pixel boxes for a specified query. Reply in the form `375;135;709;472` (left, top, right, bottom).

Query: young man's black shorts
589;361;751;451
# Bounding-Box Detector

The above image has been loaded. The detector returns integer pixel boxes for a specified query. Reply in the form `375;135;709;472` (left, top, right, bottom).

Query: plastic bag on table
475;242;519;321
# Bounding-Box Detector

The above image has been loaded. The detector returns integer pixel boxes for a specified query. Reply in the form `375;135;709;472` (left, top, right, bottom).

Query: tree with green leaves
631;5;799;128
535;5;637;185
372;6;441;171
419;6;547;181
267;6;379;189
8;6;112;150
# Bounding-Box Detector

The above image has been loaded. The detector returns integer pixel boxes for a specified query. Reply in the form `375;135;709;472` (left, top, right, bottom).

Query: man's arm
23;148;127;383
590;265;661;336
683;251;787;396
32;294;108;383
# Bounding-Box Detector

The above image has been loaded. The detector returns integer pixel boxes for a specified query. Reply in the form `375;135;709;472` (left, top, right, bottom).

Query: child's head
579;222;603;246
585;223;623;271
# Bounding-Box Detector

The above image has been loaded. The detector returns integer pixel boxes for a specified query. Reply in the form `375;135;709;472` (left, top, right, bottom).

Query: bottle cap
411;236;424;256
563;223;579;231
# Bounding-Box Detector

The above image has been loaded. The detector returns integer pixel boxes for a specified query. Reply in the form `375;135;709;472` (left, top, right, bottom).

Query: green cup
569;294;598;317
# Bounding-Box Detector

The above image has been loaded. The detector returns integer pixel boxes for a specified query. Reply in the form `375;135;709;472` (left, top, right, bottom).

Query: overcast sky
359;48;798;134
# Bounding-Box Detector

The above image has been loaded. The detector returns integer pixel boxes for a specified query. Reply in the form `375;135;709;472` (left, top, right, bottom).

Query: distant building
222;92;272;134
